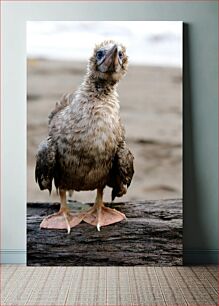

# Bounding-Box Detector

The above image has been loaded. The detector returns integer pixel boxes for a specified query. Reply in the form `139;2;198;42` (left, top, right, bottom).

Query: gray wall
1;1;218;264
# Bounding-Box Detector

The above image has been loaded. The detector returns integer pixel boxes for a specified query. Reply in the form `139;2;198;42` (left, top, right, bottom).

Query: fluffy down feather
35;40;134;200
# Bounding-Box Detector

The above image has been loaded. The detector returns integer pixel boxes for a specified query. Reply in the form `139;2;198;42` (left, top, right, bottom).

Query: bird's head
88;40;128;83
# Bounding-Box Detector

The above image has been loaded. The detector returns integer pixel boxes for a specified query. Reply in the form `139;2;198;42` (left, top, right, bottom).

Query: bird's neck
81;73;118;99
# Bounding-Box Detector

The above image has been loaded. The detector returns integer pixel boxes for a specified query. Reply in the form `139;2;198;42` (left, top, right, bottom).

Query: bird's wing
48;93;74;125
116;119;134;187
108;140;134;201
35;137;57;193
116;141;134;188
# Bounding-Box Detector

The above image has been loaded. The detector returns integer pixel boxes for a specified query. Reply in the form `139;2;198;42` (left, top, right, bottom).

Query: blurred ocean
27;21;182;67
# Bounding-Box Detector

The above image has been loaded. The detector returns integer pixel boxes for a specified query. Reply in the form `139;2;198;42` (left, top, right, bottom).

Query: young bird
35;40;134;233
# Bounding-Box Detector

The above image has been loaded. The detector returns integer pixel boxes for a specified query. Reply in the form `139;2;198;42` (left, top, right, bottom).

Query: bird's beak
98;44;120;73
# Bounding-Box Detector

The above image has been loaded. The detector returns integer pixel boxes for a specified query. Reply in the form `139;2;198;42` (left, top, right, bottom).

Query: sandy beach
27;59;182;203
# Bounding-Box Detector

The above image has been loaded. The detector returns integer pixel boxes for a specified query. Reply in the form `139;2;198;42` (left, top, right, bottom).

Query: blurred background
27;21;182;203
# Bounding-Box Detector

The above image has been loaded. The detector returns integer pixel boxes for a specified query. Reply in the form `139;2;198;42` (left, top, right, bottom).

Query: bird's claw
63;212;71;234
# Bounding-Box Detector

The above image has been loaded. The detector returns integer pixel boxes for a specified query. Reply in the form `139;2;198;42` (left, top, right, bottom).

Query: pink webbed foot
82;204;126;231
40;208;83;234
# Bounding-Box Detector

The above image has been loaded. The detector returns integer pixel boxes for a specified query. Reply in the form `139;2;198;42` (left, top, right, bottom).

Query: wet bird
35;40;134;233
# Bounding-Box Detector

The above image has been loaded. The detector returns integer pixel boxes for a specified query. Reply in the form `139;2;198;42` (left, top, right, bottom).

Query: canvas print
27;21;182;266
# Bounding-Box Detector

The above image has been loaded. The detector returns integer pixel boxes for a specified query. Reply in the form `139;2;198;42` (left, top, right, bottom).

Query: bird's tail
35;138;56;194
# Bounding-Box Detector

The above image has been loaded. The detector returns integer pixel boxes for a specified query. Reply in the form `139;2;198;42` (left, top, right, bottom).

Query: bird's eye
118;51;123;59
96;50;104;60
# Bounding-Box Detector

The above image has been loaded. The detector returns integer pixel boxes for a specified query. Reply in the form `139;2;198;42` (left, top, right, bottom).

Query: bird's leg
67;190;74;203
83;188;126;231
40;189;83;234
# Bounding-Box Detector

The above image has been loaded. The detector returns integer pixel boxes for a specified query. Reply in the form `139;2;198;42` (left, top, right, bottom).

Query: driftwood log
27;199;182;266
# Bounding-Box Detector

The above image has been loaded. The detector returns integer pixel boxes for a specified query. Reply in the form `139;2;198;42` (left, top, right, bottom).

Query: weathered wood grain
27;199;182;266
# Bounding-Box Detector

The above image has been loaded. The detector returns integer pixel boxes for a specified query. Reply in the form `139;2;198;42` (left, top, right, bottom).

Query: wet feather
35;40;134;199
